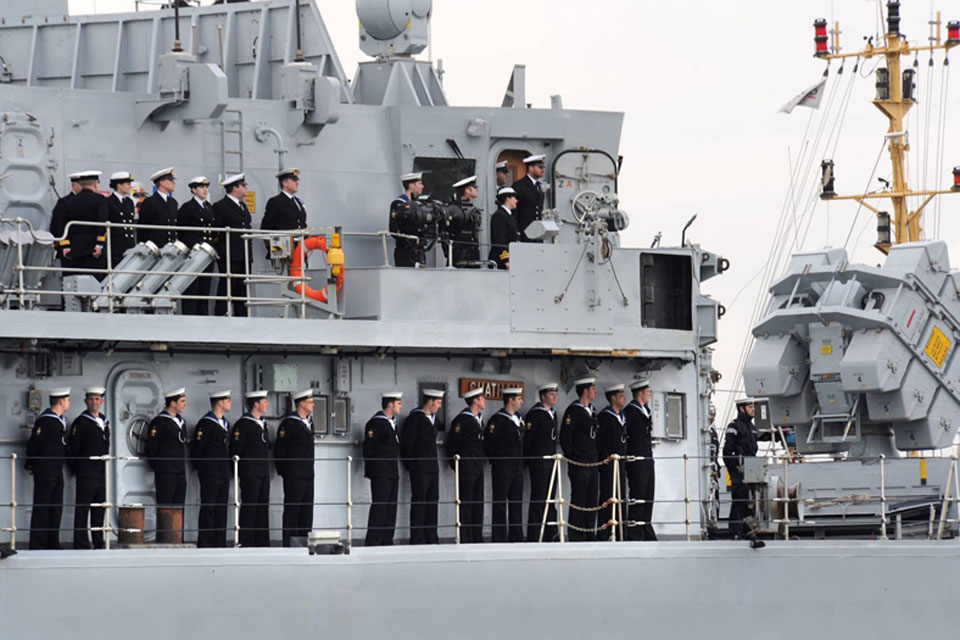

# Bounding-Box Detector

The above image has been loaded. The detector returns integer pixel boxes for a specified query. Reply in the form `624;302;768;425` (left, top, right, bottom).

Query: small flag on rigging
778;78;827;114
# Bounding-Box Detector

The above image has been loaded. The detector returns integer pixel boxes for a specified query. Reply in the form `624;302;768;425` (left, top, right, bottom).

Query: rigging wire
844;139;888;250
933;54;951;239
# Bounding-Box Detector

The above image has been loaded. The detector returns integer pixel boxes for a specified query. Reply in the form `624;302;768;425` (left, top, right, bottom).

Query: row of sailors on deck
23;378;657;549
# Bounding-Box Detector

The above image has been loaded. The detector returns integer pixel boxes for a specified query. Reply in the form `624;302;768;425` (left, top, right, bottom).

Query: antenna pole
173;1;182;53
294;0;304;62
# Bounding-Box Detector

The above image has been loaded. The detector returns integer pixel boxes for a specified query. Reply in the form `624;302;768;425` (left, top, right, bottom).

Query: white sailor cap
150;167;176;183
497;187;517;197
381;391;403;401
209;389;232;400
84;386;106;396
538;382;559;393
109;171;134;183
164;387;186;400
276;168;300;181
629;380;651;392
292;389;315;402
501;387;524;396
400;172;423;183
604;383;626;394
422;389;445;399
452;175;478;189
221;173;246;188
67;172;84;182
735;397;757;406
48;387;71;399
244;389;268;400
495;161;508;171
188;176;210;188
573;377;597;387
523;154;547;164
77;170;102;181
463;387;485;399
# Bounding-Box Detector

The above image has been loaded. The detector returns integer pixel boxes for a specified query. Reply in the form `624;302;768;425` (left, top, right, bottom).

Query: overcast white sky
68;0;960;421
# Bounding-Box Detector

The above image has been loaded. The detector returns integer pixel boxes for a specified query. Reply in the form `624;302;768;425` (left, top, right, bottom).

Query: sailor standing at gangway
191;390;233;548
723;398;758;540
230;389;272;547
139;168;179;248
597;384;628;540
363;392;402;547
445;387;486;543
560;377;600;541
145;387;189;538
66;387;110;549
400;388;444;545
25;387;70;550
484;387;526;543
273;389;316;547
524;382;559;542
624;380;656;541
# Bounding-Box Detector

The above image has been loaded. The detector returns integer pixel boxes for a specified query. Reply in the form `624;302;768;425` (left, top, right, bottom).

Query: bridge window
640;253;692;330
414;157;477;201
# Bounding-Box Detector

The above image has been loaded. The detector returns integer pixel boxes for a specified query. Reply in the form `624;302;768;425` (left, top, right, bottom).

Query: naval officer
495;160;510;188
363;392;402;546
488;187;520;270
485;387;526;543
624;380;656;541
213;174;253;317
511;154;547;241
66;387;110;549
190;390;233;548
445;387;486;543
400;388;443;544
25;387;70;550
524;382;559;542
145;386;189;539
177;176;219;316
50;173;84;263
560;377;600;541
262;168;306;232
274;389;316;547
59;171;108;279
448;175;482;268
230;390;272;547
723;397;758;539
596;383;628;540
389;172;426;267
139;167;179;248
105;172;137;267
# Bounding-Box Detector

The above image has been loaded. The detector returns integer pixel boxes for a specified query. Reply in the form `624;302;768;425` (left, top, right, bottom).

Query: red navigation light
948;21;960;45
953;166;960;190
814;19;829;57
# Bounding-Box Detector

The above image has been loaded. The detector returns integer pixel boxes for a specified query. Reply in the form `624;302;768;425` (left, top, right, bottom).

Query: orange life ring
289;235;345;304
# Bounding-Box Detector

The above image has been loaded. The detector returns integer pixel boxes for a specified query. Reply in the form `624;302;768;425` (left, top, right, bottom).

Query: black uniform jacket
273;413;315;478
230;413;271;478
25;409;67;477
596;407;628;459
66;411;110;477
363;412;400;480
445;410;485;475
105;193;137;260
61;189;108;258
400;409;439;475
139;192;179;247
624;401;654;458
262;193;306;232
177;198;219;253
212;196;252;266
511;176;545;238
488;206;521;268
484;409;524;473
722;415;758;482
144;412;187;476
50;192;76;256
523;403;557;460
190;412;231;479
560;402;599;463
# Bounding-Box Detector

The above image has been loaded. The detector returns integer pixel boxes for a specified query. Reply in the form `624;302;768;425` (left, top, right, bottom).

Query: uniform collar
42;408;66;425
397;194;410;202
201;411;227;428
82;410;107;428
193;195;207;207
228;194;242;207
157;190;169;202
242;412;265;427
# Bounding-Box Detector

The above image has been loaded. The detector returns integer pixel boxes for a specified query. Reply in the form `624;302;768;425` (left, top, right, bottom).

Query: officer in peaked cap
66;386;110;549
445;387;486;543
106;172;137;268
485;386;526;543
488;186;521;270
191;389;233;548
363;391;402;546
25;387;71;549
400;388;444;544
177;176;219;316
624;380;656;541
511;154;547;242
139;167;179;248
560;376;600;541
723;397;758;539
213;173;253;317
447;175;482;268
524;382;559;542
145;387;189;529
274;389;316;547
59;171;108;279
262;168;306;234
596;383;628;540
230;389;272;547
495;161;510;188
50;172;85;262
389;172;426;267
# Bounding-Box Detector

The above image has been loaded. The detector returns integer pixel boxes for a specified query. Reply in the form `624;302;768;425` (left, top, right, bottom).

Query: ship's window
413;157;477;201
640;253;692;330
665;393;686;439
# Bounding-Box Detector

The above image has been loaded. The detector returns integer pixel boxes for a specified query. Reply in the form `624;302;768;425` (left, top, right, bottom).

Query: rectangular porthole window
665;393;686;440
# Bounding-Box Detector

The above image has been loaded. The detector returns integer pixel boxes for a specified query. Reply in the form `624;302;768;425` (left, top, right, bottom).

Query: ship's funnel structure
123;241;190;312
744;241;960;454
151;242;218;313
92;241;161;311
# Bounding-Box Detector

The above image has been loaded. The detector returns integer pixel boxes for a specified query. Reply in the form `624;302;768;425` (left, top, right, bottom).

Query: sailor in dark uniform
488;186;521;269
560;376;600;541
511;153;547;242
145;386;189;542
190;389;233;548
176;176;219;315
485;386;526;543
447;175;482;268
389;172;426;267
596;383;628;540
273;389;316;547
723;397;758;539
213;173;253;317
25;387;71;550
363;391;402;546
58;170;108;279
230;389;272;547
50;172;84;263
524;382;559;542
400;388;443;544
495;160;510;188
624;380;656;541
105;171;138;267
445;387;486;543
139;167;179;248
66;386;110;549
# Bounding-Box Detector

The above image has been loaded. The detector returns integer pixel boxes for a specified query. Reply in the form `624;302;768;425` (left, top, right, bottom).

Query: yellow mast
815;1;960;254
